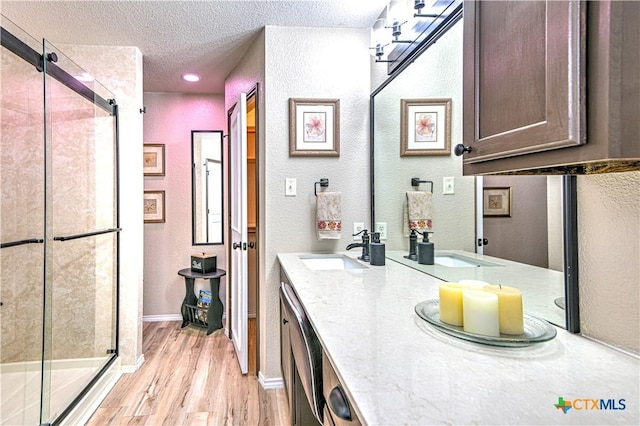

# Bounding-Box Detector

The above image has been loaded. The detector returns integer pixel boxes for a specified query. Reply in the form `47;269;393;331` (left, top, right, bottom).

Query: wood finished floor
86;321;290;425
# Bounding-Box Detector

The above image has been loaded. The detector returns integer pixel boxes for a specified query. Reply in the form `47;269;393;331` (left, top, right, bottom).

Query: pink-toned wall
142;93;227;318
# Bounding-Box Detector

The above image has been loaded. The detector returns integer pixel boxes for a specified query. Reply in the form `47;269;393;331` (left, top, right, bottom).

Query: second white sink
434;254;501;268
299;254;368;271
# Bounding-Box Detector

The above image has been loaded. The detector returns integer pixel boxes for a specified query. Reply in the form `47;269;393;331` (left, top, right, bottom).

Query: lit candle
462;290;500;337
438;282;469;326
483;284;524;335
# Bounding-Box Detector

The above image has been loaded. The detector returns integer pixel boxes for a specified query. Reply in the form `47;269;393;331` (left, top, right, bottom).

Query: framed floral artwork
143;144;165;176
144;190;166;223
483;187;512;217
400;98;451;156
289;98;340;157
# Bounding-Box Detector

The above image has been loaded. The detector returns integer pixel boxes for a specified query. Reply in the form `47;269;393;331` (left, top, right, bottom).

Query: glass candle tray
415;299;557;347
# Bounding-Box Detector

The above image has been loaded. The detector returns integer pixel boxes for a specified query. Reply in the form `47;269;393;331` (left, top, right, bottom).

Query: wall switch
375;222;387;240
443;176;455;195
285;178;296;196
353;222;365;239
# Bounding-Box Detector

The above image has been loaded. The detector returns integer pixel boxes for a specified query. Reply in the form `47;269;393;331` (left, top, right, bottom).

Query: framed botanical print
289;98;340;157
143;144;165;176
483;187;512;217
144;190;166;223
400;98;451;156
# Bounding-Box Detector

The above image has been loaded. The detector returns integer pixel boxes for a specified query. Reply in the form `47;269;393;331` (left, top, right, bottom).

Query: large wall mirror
370;14;578;331
192;130;224;245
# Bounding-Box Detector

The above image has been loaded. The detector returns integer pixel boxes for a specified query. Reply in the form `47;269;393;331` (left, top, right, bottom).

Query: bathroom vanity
278;252;639;425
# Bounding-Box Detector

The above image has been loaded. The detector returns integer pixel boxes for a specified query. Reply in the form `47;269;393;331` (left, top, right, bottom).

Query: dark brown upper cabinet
461;0;640;175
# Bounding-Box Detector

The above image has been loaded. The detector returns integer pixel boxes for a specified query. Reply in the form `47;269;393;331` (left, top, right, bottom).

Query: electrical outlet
443;176;455;195
353;222;365;239
285;178;296;196
375;222;387;240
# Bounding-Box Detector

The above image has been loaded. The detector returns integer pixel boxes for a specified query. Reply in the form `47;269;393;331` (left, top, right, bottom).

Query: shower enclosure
1;16;119;425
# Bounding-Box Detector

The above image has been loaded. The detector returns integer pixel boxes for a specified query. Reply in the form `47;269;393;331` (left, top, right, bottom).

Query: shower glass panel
1;15;119;425
0;17;46;426
41;40;119;424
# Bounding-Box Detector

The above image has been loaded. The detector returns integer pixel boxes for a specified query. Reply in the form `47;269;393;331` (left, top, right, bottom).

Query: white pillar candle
462;290;500;337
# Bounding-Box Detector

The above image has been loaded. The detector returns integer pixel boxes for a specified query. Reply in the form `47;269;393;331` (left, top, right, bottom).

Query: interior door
229;93;248;374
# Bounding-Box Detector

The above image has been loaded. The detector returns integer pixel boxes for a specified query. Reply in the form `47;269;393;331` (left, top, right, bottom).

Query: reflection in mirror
371;18;572;329
192;130;223;245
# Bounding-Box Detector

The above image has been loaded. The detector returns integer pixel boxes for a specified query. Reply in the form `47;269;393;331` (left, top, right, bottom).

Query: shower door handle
477;238;489;247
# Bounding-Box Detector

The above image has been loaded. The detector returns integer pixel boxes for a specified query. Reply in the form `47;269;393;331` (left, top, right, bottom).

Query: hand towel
404;191;433;236
316;192;342;240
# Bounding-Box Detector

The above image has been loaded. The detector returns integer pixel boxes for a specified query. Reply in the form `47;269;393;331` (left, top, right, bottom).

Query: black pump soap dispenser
404;229;418;261
370;232;385;266
417;231;434;265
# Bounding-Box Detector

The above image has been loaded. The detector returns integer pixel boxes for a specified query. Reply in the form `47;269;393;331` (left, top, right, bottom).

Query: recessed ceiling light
182;73;200;82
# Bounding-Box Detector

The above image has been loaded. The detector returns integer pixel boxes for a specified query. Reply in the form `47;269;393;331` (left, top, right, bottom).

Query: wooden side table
177;268;226;335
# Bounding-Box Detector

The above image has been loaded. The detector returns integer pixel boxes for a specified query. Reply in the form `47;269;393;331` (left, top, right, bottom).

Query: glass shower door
41;41;119;424
0;17;46;426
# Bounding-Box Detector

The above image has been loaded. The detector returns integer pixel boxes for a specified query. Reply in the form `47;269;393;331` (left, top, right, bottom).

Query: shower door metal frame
1;22;121;426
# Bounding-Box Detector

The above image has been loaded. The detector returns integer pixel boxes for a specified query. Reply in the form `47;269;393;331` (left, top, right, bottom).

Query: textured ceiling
1;0;388;94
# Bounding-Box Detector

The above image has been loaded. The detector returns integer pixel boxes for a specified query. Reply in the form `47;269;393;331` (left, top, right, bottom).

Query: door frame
226;84;260;375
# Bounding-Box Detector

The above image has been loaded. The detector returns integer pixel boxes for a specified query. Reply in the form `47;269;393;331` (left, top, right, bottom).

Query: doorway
227;86;259;376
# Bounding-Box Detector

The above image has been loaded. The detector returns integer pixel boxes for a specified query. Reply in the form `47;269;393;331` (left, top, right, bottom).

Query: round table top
178;268;226;279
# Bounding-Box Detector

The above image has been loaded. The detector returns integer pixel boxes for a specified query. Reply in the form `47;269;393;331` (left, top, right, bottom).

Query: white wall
142;93;227;318
578;171;640;354
226;26;372;380
60;44;145;368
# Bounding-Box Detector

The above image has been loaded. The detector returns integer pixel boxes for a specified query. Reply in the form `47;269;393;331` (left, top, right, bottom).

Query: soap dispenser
404;229;418;261
417;231;434;265
370;232;385;266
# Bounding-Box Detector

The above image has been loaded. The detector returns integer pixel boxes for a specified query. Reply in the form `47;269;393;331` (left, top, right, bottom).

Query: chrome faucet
347;229;370;262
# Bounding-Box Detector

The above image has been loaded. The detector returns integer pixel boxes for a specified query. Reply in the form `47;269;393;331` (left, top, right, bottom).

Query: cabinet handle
329;384;352;421
282;318;288;324
454;144;472;156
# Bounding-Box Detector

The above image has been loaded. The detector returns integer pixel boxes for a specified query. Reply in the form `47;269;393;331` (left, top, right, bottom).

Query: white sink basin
434;254;501;268
299;254;367;271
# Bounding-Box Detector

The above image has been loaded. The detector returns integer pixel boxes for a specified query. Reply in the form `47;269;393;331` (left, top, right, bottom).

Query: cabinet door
280;297;294;413
463;0;585;164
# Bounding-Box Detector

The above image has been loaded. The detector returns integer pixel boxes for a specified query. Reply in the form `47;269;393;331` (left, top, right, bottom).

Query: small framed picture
143;144;165;176
400;98;451;156
483;187;512;217
144;190;165;223
289;98;340;157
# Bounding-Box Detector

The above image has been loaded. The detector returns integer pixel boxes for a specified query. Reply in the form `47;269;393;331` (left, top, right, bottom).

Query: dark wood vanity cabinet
280;296;294;421
462;0;640;175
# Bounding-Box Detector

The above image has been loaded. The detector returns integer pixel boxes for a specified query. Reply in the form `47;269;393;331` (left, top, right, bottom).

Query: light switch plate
285;178;296;196
443;177;454;195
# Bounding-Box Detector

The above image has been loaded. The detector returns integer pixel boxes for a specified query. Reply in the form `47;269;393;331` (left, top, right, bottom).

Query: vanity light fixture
386;0;413;43
182;73;200;82
369;0;460;67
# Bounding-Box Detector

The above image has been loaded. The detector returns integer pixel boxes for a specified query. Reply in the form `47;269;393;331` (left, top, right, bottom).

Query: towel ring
411;178;433;193
314;178;329;196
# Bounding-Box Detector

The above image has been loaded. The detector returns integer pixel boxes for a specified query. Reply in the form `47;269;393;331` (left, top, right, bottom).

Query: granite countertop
277;252;639;425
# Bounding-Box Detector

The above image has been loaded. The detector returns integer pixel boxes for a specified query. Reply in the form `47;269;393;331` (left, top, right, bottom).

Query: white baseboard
258;371;284;390
122;354;145;374
143;313;234;322
142;314;182;322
